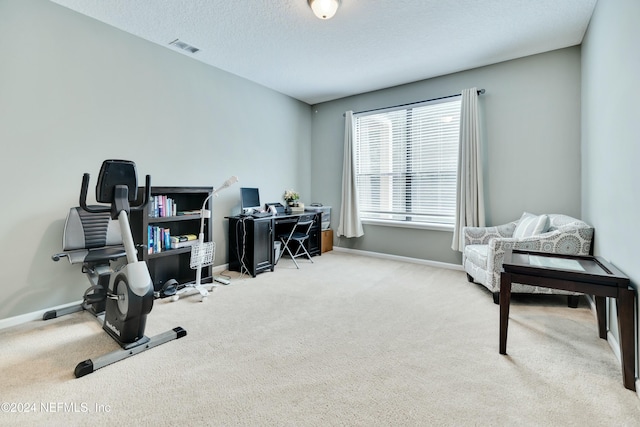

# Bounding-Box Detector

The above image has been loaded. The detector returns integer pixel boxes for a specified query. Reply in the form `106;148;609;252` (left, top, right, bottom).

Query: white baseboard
605;330;637;399
607;330;622;364
586;294;623;365
0;299;83;331
332;246;463;271
0;263;231;331
586;295;636;397
212;263;229;274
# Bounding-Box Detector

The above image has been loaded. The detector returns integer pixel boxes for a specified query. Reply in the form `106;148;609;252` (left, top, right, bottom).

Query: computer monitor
240;187;261;213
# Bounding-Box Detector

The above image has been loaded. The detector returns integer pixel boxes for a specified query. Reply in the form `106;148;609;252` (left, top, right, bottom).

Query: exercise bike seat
59;246;127;264
52;207;126;265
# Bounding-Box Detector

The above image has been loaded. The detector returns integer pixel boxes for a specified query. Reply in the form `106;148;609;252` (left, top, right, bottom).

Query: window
354;97;461;228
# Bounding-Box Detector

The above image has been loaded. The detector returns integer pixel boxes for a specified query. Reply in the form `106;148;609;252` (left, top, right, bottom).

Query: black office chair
277;217;314;269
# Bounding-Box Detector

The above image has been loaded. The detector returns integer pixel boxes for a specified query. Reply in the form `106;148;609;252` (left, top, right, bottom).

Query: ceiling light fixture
308;0;341;20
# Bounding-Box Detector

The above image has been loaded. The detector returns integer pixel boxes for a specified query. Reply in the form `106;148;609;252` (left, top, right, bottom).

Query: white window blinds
354;97;461;225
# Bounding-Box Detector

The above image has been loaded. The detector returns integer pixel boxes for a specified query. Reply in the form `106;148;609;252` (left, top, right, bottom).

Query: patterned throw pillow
513;212;549;239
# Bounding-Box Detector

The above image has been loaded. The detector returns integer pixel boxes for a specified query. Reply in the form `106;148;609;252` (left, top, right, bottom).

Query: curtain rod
348;88;485;116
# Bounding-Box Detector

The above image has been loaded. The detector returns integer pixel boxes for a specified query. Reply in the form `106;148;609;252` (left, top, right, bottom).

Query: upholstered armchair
462;213;594;307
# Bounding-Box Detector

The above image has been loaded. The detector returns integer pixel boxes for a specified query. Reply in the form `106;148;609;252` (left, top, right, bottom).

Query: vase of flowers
283;189;300;207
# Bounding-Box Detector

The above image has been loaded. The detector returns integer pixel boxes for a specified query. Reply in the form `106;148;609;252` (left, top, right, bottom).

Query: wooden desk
499;249;635;391
227;212;322;277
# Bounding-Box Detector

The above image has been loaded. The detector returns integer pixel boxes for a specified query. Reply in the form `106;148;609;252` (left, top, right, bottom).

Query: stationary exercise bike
47;159;186;378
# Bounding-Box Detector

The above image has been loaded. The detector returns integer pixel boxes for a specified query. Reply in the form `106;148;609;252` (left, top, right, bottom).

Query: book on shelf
147;226;174;253
170;234;198;249
171;240;198;249
148;225;153;254
149;195;178;218
170;234;197;242
164;228;171;251
177;210;201;216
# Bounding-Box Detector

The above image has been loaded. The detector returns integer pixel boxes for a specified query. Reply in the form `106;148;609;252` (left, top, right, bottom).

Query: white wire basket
190;241;215;269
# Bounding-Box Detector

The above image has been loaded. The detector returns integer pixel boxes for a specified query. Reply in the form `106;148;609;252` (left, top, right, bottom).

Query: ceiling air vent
169;39;200;54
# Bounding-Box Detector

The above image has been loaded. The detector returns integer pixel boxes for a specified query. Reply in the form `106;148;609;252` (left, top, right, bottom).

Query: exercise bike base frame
75;327;187;378
43;301;101;321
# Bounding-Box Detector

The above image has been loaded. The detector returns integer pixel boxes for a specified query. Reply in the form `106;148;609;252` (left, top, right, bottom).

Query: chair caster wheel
170;295;179;302
200;296;208;303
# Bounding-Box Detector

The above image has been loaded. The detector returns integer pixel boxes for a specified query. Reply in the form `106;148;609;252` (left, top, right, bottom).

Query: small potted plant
283;189;300;207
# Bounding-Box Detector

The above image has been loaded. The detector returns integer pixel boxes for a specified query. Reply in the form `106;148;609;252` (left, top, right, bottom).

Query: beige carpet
2;251;639;426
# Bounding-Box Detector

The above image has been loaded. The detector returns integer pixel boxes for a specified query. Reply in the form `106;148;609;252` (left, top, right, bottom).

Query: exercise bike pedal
83;285;107;304
155;279;179;300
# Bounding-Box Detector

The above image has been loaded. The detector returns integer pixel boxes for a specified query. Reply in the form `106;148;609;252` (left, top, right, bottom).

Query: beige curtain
337;111;364;238
452;88;485;251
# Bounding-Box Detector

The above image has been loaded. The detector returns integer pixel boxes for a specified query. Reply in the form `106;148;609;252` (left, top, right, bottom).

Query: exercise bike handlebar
79;173;151;214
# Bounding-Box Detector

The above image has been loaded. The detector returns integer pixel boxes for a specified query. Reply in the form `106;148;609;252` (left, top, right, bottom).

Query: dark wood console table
499;249;635;391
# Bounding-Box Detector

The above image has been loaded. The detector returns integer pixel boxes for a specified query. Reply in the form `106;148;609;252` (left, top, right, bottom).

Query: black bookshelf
130;186;213;291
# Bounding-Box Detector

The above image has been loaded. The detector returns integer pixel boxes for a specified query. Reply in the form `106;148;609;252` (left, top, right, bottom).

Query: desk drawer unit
305;206;331;230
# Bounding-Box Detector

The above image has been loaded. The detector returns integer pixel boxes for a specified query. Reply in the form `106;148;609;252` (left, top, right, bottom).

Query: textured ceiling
50;0;597;105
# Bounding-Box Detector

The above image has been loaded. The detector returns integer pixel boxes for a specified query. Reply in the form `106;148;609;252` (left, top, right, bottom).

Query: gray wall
581;0;640;370
0;0;312;320
311;47;583;265
4;0;635;386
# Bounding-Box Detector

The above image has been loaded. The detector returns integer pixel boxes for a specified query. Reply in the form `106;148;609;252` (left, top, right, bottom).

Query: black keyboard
251;212;272;218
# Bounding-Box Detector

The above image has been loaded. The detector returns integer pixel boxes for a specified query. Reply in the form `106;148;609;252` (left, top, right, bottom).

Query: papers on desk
529;255;585;272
